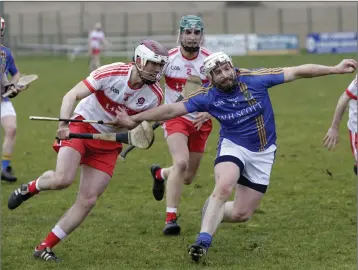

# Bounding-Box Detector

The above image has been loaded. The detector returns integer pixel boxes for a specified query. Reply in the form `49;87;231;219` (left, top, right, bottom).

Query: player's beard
141;77;156;85
214;74;238;93
139;72;157;85
181;36;201;53
181;41;200;53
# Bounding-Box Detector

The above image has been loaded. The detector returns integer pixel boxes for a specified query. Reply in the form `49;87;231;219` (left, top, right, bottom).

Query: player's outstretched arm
115;103;188;130
283;59;357;83
323;91;351;150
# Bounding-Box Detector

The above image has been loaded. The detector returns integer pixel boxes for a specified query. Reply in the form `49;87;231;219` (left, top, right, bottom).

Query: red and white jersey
345;76;357;132
89;30;105;49
75;62;163;133
164;46;211;121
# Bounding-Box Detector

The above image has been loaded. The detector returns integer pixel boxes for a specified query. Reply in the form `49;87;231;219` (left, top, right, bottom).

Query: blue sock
196;232;212;249
2;159;10;170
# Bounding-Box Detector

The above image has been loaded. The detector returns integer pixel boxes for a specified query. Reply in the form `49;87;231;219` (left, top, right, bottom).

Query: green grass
1;53;356;270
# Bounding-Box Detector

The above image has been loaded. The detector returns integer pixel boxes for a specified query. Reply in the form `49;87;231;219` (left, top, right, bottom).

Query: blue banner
248;34;299;55
306;32;358;54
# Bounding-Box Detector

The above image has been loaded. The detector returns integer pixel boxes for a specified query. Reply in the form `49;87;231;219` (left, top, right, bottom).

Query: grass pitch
1;53;356;270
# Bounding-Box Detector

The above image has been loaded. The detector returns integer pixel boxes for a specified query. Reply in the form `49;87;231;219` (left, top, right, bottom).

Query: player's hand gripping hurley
119;75;203;160
62;121;155;149
30;116;154;149
2;74;38;98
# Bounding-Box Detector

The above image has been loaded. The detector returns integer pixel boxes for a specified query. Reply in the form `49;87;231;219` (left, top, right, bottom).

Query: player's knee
4;126;16;139
173;159;188;173
231;209;252;223
53;171;74;189
213;183;234;200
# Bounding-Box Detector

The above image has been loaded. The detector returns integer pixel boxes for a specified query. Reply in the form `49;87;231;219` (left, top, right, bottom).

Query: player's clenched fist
334;59;357;74
4;84;20;98
56;126;70;140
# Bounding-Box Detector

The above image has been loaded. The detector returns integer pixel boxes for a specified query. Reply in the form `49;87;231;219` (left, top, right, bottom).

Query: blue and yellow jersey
1;45;18;101
183;68;285;152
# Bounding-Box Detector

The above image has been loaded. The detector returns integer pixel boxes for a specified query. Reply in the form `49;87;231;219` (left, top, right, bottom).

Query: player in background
323;75;358;175
149;15;213;236
113;52;356;261
88;22;109;72
7;40;169;262
0;17;21;182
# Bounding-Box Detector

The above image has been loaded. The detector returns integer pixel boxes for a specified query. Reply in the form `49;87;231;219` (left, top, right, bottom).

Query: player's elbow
62;90;77;104
283;66;310;82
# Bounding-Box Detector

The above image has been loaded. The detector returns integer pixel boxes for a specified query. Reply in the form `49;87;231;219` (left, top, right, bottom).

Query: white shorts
349;130;357;161
215;138;277;193
1;100;16;117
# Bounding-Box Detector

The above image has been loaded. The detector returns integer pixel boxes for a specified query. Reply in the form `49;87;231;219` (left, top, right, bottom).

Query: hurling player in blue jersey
114;52;357;262
0;17;22;182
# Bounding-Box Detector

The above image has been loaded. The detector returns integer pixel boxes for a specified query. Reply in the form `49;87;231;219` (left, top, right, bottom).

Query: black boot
1;166;17;182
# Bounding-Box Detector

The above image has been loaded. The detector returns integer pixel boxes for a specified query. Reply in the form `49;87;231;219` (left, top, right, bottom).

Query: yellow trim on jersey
240;68;283;76
183;85;211;101
239;82;267;151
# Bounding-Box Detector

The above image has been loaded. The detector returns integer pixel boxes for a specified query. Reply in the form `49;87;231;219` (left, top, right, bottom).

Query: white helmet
203;52;238;92
1;17;5;39
134;40;169;84
203;52;234;77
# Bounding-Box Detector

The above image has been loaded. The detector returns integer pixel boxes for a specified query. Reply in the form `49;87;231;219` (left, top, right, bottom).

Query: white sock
161;169;167;180
166;207;177;213
35;178;41;191
52;225;67;240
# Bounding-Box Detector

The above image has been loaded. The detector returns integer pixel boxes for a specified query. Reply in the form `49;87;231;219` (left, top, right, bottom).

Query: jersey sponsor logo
217;102;263;124
170;66;180;71
95;91;140;116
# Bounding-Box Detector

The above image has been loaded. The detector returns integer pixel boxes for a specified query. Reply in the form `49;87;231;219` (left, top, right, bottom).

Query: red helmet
134;40;169;84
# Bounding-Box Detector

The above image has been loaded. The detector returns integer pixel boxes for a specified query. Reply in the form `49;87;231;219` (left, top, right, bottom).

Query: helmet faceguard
134;40;169;85
177;15;204;53
204;52;238;92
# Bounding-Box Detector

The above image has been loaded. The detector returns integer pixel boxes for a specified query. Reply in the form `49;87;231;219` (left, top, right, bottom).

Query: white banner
204;34;247;56
247;34;299;55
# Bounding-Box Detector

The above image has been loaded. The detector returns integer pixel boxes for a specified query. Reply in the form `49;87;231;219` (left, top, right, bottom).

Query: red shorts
163;116;212;153
349;130;358;161
91;48;100;55
52;116;122;177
